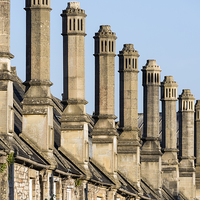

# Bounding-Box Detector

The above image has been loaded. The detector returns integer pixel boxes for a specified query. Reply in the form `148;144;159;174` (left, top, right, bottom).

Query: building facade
0;1;199;200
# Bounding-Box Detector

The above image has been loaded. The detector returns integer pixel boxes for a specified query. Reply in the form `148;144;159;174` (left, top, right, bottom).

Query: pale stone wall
13;164;48;200
88;184;127;200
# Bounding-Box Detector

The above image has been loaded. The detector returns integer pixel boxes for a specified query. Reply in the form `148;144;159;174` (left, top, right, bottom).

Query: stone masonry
117;44;141;186
21;0;55;164
60;2;90;175
179;89;196;199
92;25;118;177
141;60;162;195
161;76;179;197
1;0;200;199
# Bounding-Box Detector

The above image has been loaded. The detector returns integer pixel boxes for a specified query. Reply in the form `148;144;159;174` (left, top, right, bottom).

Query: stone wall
14;163;40;200
0;161;9;200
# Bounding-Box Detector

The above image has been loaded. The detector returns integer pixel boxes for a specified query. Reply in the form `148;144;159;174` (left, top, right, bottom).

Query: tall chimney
117;44;141;185
92;25;118;177
161;76;179;197
59;2;90;176
21;0;55;163
141;60;162;193
195;100;200;197
0;1;14;198
0;0;14;137
178;89;196;199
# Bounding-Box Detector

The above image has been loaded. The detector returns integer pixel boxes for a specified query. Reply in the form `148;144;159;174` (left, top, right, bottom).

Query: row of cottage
0;0;200;199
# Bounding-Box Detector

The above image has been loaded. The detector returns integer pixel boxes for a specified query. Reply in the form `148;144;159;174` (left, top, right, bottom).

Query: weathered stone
60;2;90;178
92;25;118;177
141;60;162;192
178;89;195;199
117;44;141;185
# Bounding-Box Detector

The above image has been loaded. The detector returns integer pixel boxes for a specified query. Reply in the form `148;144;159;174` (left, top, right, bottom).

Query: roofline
15;156;48;169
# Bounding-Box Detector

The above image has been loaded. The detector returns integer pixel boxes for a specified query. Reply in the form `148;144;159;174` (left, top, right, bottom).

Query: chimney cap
67;1;81;9
142;59;161;71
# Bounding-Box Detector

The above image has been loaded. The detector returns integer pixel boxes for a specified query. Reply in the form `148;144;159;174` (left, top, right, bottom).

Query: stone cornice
0;52;14;59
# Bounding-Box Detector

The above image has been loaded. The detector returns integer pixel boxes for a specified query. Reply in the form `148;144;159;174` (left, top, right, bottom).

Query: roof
0;69;177;198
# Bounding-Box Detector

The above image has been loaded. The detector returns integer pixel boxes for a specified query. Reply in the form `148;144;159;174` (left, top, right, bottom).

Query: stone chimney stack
178;89;196;199
92;25;118;176
21;0;55;163
0;0;14;137
117;44;141;185
141;60;162;193
161;76;179;197
195;100;200;197
59;2;90;175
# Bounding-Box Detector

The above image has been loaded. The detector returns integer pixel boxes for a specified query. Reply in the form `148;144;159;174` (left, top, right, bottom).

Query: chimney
21;0;55;163
141;60;162;193
161;76;179;197
59;2;90;176
0;0;14;138
117;44;141;185
0;1;14;197
178;89;196;199
195;100;200;196
92;25;118;176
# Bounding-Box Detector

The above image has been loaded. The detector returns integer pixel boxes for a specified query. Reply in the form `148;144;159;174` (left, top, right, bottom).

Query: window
133;59;134;68
46;0;48;5
67;189;71;200
81;19;83;31
78;19;80;30
151;73;153;83
101;41;103;52
129;58;131;65
126;59;127;69
29;179;35;200
29;179;32;200
105;41;107;52
143;72;146;85
109;41;111;52
148;73;150;83
157;73;159;83
73;19;75;30
69;19;71;30
135;59;137;69
112;41;114;52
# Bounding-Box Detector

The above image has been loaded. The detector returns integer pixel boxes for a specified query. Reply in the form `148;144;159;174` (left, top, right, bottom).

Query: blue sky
10;1;200;117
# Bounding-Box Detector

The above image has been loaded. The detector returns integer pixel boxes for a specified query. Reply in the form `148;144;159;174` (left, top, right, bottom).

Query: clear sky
10;0;200;118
